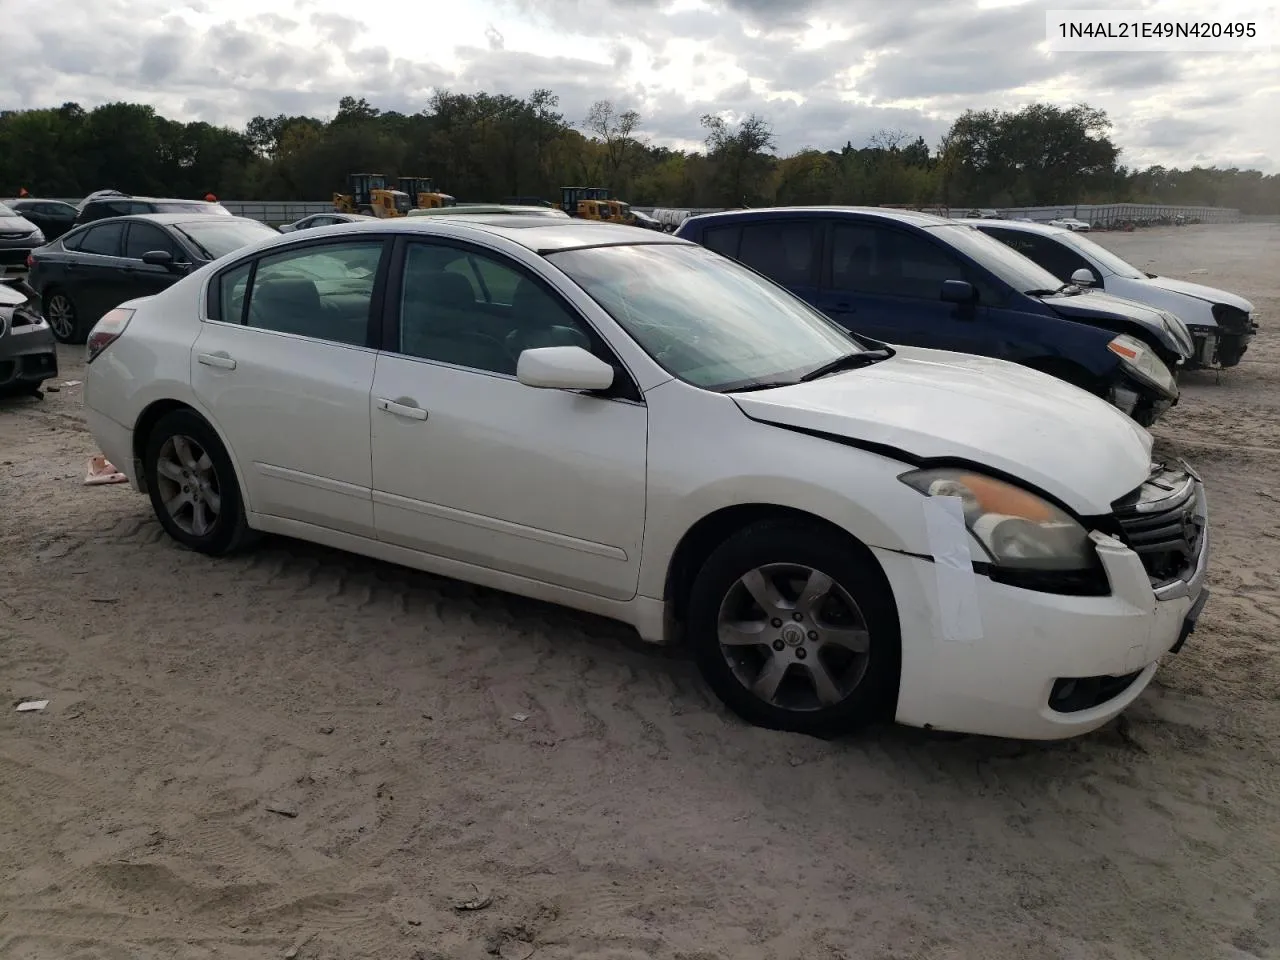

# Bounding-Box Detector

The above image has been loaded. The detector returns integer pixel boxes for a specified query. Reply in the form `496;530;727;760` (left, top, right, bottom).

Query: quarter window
238;241;384;346
397;242;593;375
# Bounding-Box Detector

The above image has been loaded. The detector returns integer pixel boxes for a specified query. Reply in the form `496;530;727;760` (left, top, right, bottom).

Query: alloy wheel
45;294;75;341
716;562;871;712
155;434;222;537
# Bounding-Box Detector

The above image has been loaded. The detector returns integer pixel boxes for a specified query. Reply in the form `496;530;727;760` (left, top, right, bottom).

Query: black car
27;213;281;343
6;198;78;241
73;194;231;227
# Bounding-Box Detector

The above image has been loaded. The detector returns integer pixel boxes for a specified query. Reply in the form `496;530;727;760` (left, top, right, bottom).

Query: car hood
0;214;40;237
0;280;28;307
732;346;1153;515
1141;274;1254;313
1046;289;1194;358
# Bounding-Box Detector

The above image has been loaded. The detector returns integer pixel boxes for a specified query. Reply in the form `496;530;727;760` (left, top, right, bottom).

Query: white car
966;219;1257;369
81;216;1210;741
1048;217;1090;232
278;212;377;233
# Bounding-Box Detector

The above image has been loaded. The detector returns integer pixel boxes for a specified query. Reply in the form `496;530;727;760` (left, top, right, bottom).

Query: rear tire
143;409;256;556
44;288;84;344
686;519;901;737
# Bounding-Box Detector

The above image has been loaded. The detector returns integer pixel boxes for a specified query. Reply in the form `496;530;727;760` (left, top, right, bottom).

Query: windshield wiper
798;348;891;382
724;380;799;393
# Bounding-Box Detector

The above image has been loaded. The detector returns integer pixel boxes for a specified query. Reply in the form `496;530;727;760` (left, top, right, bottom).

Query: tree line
1;94;1276;214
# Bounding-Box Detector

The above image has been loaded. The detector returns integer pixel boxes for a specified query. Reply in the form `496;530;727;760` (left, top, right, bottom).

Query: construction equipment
333;173;411;218
559;186;616;221
398;177;456;209
608;200;636;225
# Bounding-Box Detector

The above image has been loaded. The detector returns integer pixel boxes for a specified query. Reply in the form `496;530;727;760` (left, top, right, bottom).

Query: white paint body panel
1103;274;1254;329
81;216;1209;741
369;353;647;600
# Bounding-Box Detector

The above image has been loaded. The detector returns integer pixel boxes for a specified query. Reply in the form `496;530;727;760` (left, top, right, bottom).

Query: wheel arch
131;398;253;511
661;503;898;643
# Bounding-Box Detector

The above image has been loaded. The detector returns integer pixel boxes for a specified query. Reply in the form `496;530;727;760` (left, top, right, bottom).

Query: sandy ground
2;222;1279;960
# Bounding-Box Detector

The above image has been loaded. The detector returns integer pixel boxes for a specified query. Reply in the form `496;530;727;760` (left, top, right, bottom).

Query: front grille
1111;465;1204;586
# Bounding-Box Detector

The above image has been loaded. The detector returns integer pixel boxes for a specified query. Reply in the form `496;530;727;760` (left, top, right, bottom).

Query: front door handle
197;351;237;370
376;397;428;421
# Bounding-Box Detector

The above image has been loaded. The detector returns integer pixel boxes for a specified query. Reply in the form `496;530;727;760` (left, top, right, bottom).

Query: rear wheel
143;409;256;556
44;289;83;343
686;520;901;737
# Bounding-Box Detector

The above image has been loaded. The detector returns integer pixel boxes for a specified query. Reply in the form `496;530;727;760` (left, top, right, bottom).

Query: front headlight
1107;334;1176;396
899;468;1095;572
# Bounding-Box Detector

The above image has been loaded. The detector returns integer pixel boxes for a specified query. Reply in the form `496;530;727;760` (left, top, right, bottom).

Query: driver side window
396;242;594;376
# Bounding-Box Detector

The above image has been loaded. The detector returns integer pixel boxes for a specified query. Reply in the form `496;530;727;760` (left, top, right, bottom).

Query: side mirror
940;279;976;304
141;249;175;268
1070;267;1099;287
517;346;615;392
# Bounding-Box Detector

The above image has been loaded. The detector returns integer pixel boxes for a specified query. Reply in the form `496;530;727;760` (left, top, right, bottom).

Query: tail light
25;253;34;269
86;307;135;363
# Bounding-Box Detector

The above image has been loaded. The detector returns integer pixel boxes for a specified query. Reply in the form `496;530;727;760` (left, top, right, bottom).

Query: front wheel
687;520;901;737
143;409;255;556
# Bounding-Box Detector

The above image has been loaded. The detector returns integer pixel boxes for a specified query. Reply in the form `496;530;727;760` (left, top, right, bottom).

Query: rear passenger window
243;241;383;346
78;222;125;257
736;221;818;287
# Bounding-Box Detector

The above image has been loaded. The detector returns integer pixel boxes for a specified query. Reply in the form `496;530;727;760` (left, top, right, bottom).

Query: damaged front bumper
1185;305;1258;370
1107;368;1177;428
0;300;58;392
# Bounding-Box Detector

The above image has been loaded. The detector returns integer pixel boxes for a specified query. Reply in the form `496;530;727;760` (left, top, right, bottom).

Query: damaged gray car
0;277;58;396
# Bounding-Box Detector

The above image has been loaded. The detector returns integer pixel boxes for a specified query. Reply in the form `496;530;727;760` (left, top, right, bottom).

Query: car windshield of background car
548;242;862;392
172;219;281;259
1056;229;1147;279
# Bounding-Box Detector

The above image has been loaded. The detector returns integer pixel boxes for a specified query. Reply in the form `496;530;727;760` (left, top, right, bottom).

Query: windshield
0;202;15;217
928;223;1065;294
173;219;279;260
1056;229;1145;279
548;242;863;391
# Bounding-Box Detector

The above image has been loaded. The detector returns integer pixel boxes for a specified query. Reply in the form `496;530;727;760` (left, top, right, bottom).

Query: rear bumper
85;406;142;491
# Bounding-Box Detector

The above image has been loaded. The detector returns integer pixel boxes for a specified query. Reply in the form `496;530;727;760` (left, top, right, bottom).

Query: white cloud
1;0;1274;170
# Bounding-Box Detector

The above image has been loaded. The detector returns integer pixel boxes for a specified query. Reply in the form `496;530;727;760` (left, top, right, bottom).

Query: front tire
143;409;254;556
687;520;901;737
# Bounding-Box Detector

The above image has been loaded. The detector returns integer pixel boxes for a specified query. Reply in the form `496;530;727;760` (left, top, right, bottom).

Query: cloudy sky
4;0;1277;171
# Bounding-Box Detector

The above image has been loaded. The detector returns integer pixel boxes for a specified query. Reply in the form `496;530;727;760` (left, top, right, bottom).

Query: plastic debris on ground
16;700;49;712
84;455;128;486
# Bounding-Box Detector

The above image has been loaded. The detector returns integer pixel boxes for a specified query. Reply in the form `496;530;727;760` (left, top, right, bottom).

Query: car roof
85;195;221;206
75;213;257;227
681;205;953;227
954;217;1074;236
257;215;689;255
406;204;569;217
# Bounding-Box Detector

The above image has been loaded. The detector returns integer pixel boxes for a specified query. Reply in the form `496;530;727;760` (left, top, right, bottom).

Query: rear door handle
197;351;236;370
376;397;428;421
833;301;855;311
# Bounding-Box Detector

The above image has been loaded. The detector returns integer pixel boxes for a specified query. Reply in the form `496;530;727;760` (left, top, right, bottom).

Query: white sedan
81;216;1210;741
1048;217;1091;232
